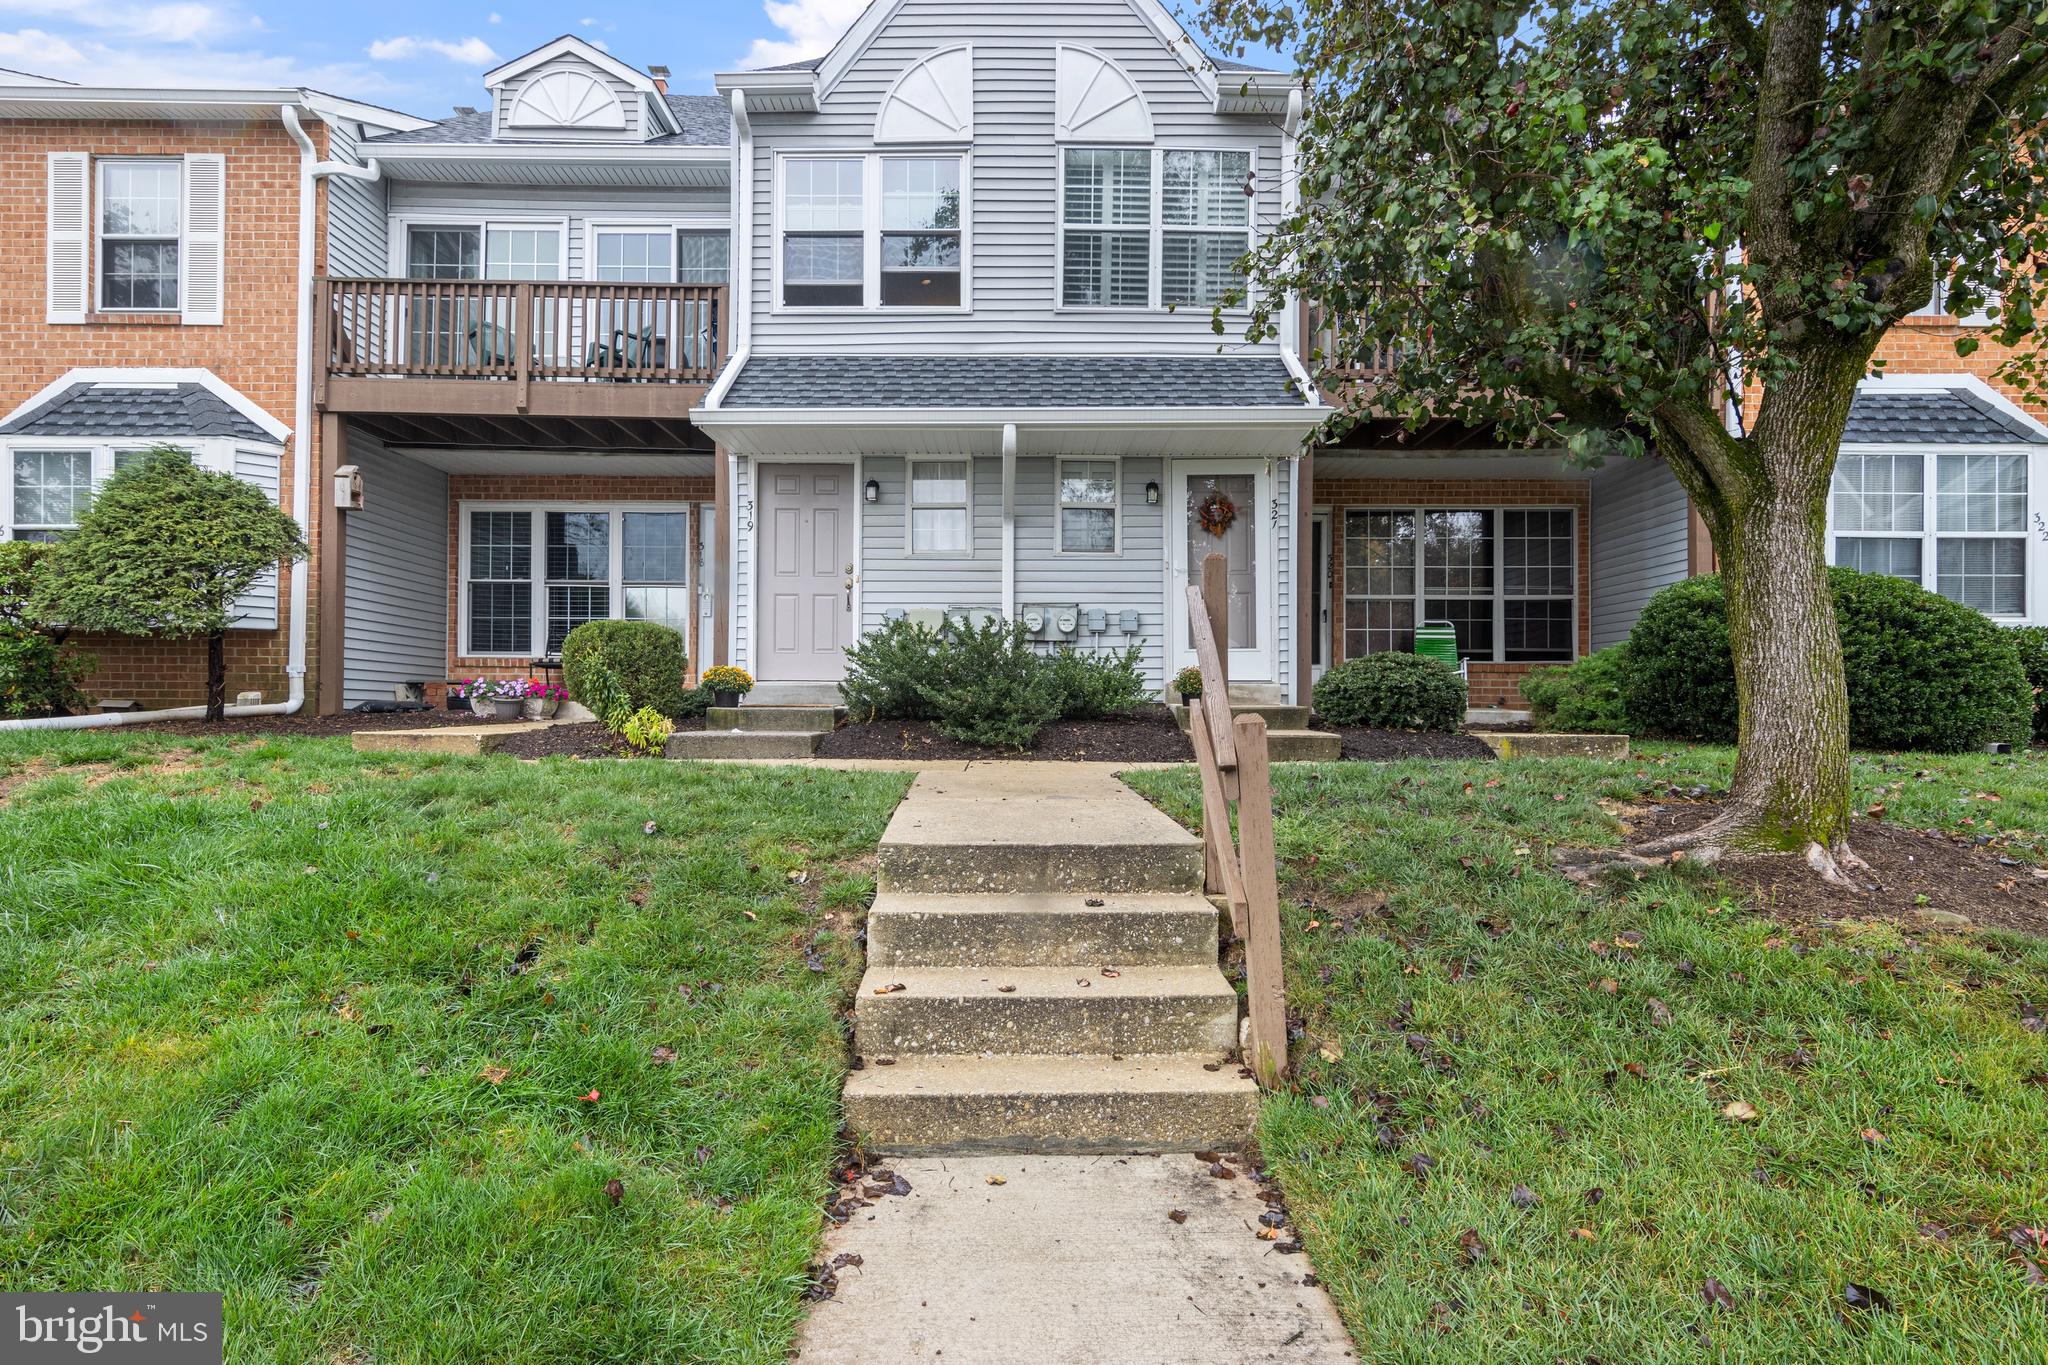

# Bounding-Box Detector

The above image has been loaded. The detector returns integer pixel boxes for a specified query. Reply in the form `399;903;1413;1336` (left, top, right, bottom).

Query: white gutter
1277;89;1322;409
1000;423;1018;618
0;700;300;733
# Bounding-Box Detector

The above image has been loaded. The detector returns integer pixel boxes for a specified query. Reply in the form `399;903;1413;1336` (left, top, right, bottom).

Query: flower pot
522;697;558;721
714;690;741;708
491;698;523;721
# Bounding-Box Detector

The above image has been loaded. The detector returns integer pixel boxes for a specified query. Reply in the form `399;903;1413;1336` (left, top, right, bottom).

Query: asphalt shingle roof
1842;389;2046;444
0;383;272;443
724;355;1309;409
365;92;730;146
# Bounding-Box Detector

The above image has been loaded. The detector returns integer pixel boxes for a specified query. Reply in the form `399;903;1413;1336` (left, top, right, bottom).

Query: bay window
1830;450;2031;617
1061;148;1251;309
461;506;692;659
908;461;971;556
1343;507;1577;663
780;155;966;309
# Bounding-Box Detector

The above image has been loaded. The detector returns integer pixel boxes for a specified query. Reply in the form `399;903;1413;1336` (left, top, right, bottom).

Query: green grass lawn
1127;744;2048;1363
0;731;910;1364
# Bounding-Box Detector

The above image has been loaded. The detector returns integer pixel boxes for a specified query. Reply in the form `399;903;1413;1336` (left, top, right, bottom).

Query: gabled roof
0;382;275;443
365;91;729;147
1843;388;2048;444
0;66;72;85
722;355;1310;409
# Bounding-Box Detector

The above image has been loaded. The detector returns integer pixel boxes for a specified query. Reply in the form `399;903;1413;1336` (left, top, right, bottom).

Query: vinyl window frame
96;157;183;314
1054;145;1259;314
904;459;974;559
387;214;571;280
1340;504;1580;664
1827;443;2038;621
582;218;735;284
1054;457;1122;556
771;148;973;314
456;501;695;660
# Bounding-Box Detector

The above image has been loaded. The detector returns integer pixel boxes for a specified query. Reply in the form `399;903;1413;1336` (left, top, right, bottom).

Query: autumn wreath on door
1196;489;1238;538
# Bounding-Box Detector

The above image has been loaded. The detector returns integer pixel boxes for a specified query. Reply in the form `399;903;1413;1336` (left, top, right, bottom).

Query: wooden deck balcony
314;278;727;444
1302;305;1402;399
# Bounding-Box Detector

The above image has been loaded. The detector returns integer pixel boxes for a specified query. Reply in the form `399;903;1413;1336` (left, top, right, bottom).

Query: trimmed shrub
840;617;942;721
0;625;92;718
1313;652;1467;731
562;621;690;719
575;655;635;733
2009;625;2048;742
918;616;1062;750
1521;647;1631;734
1047;645;1150;720
1621;568;2034;752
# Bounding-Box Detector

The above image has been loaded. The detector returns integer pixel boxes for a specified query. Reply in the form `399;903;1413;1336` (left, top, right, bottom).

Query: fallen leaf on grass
1457;1228;1488;1266
479;1065;510;1086
1841;1283;1893;1313
1571;1227;1597;1241
1509;1184;1538;1210
649;1046;676;1065
1700;1277;1735;1310
1720;1100;1760;1122
1861;1128;1887;1145
643;821;658;836
604;1178;624;1205
1647;997;1673;1027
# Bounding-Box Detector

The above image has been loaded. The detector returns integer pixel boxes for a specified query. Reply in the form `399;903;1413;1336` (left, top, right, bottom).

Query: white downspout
0;104;380;732
1000;423;1018;619
1277;89;1321;407
721;88;754;671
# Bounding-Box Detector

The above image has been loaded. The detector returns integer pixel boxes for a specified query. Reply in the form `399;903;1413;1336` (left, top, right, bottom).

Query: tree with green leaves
32;446;307;722
1204;0;2047;880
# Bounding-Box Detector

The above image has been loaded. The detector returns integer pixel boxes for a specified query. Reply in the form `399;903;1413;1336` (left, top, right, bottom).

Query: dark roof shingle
1843;389;2046;444
0;383;272;442
724;355;1308;409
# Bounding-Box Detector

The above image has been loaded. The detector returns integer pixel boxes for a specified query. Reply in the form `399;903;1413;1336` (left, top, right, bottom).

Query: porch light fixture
1144;480;1160;505
865;478;881;504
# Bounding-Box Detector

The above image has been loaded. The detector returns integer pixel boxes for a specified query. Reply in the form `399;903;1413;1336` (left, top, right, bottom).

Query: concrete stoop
851;765;1258;1156
708;704;846;732
666;729;823;760
1171;703;1342;762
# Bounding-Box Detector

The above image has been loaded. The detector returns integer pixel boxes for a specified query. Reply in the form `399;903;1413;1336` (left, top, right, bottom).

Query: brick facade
0;115;334;710
1310;475;1594;709
1738;316;2047;428
442;474;716;695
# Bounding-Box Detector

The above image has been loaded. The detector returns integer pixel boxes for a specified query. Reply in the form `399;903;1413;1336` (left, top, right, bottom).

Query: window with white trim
779;154;966;309
99;160;181;311
908;461;971;556
404;223;563;280
1830;450;2030;617
1342;507;1577;663
590;228;731;284
1057;459;1118;554
10;449;92;541
461;506;692;659
1061;148;1251;309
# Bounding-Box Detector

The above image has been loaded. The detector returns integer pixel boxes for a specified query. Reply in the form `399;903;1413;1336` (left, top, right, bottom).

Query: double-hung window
908;461;971;556
1832;450;2030;616
1343;507;1577;663
99;160;181;311
463;506;692;658
1061;149;1251;309
781;156;966;308
1057;460;1119;553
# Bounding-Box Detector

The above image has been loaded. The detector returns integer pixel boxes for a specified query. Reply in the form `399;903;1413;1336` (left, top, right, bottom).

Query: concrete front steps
847;766;1258;1155
1170;702;1342;762
665;703;843;760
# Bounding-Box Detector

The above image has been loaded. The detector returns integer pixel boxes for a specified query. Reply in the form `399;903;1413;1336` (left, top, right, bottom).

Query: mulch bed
814;705;1196;763
1629;801;2048;939
115;708;707;754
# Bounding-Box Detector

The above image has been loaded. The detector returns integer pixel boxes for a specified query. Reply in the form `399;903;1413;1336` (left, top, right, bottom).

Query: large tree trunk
206;631;226;723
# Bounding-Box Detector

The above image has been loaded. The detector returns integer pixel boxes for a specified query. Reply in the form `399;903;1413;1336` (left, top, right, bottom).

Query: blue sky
0;0;1288;117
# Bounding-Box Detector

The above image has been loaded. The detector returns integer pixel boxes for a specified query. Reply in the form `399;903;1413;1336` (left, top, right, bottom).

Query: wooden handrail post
514;282;534;412
1202;552;1229;697
313;277;331;409
1233;713;1287;1087
1190;706;1249;937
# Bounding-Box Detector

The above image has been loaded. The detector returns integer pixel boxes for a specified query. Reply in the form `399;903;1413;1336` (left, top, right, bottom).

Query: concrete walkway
798;763;1354;1363
794;1154;1353;1364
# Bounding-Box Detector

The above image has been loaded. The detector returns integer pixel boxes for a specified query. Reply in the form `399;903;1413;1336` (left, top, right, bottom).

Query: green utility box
1414;621;1460;669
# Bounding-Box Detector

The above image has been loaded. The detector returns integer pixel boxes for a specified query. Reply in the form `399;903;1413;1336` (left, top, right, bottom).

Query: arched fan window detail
1055;45;1154;144
508;69;627;130
875;45;973;143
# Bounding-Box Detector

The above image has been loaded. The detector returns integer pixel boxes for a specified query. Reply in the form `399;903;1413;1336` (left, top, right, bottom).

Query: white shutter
181;153;225;326
45;152;90;323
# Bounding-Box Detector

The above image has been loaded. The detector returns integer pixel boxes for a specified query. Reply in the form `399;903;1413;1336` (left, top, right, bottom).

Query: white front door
757;464;855;681
1170;459;1277;682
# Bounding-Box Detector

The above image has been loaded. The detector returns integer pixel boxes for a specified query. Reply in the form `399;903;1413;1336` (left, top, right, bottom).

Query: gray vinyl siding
229;448;281;631
323;119;389;277
746;0;1287;355
493;53;649;142
1590;457;1692;650
342;433;451;706
858;456;1004;626
1014;456;1167;686
383;184;728;279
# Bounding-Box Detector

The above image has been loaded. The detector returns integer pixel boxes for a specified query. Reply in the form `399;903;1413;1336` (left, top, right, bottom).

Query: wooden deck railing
1303;303;1404;381
320;278;726;388
1185;552;1289;1088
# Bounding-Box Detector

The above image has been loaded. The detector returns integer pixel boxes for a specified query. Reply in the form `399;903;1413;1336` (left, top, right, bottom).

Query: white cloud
740;0;868;68
368;34;497;64
487;9;501;20
0;0;237;43
0;20;394;92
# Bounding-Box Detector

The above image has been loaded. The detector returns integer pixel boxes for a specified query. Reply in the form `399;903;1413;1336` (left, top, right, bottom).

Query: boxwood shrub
561;620;691;720
1313;652;1467;731
1520;647;1630;734
1621;568;2033;751
2009;625;2048;742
